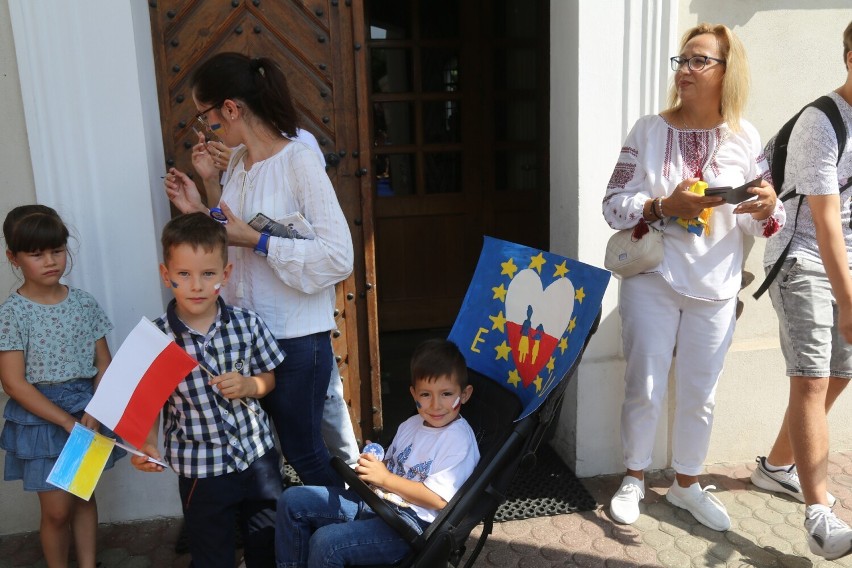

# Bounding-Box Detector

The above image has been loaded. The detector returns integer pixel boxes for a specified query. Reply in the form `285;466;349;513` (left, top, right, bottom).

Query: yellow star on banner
575;287;586;303
492;283;507;302
534;376;543;392
489;311;507;333
559;337;568;354
553;261;569;279
529;252;546;274
501;258;518;279
494;341;511;361
546;357;555;373
568;317;576;333
507;369;521;388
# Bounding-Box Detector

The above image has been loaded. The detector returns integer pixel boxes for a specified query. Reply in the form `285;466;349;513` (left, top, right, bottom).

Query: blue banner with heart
448;237;611;421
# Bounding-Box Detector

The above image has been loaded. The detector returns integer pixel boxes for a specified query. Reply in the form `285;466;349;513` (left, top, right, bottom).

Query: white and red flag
86;317;198;448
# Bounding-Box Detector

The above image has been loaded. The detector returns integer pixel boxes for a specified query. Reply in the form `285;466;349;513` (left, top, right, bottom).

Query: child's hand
130;443;165;473
80;412;100;432
356;453;391;487
209;371;255;399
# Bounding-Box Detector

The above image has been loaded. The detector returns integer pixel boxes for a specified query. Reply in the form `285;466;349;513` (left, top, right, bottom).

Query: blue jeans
275;486;428;568
261;332;342;487
179;449;282;568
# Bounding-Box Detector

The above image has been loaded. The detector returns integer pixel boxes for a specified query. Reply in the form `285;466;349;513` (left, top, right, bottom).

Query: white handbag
604;221;663;278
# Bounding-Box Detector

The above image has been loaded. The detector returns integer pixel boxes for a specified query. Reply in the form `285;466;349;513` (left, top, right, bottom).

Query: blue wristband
253;232;270;257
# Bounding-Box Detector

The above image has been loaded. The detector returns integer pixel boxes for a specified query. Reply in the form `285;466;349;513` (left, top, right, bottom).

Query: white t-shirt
219;141;353;339
764;91;852;266
380;414;480;523
603;115;785;300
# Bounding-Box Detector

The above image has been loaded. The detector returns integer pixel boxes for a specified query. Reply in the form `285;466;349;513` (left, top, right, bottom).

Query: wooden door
147;0;381;442
366;0;550;332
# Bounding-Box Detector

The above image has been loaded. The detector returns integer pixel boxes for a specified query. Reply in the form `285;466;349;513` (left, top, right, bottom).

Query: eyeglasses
193;102;223;132
670;55;726;72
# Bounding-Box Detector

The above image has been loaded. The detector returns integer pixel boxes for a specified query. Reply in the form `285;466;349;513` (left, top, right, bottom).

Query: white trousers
619;274;736;476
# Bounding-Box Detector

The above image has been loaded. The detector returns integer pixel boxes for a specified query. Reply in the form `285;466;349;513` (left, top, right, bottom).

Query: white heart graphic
505;269;574;338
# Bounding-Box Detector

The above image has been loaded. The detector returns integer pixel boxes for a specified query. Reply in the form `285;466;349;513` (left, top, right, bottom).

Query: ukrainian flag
47;423;116;501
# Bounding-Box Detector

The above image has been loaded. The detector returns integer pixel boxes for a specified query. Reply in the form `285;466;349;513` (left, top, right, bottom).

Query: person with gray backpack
751;20;852;561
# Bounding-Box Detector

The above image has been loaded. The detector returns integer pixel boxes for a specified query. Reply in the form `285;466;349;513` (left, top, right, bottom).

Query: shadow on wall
689;0;852;27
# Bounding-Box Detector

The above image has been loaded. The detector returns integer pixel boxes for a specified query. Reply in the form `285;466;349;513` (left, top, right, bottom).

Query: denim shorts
768;256;852;379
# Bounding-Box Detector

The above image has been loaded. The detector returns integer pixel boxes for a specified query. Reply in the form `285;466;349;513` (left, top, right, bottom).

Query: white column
550;0;678;476
7;0;180;528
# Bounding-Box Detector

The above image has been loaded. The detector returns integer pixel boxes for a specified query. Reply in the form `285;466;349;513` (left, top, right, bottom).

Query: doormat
494;444;597;522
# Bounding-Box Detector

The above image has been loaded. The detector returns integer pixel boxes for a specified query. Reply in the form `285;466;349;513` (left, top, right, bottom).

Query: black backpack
752;95;848;299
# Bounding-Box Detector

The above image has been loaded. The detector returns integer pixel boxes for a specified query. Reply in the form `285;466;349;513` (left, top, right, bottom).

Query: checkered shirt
154;297;285;478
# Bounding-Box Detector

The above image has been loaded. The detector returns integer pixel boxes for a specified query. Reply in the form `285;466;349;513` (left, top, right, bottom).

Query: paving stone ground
4;451;852;567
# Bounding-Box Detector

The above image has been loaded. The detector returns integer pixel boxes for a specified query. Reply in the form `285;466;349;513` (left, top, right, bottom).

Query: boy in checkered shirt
131;213;285;567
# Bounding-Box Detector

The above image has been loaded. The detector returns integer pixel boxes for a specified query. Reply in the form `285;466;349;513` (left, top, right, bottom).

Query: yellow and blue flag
46;423;116;501
448;237;610;420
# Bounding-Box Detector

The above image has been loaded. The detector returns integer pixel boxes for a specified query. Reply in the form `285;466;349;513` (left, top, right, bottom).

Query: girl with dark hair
164;52;354;487
0;204;124;568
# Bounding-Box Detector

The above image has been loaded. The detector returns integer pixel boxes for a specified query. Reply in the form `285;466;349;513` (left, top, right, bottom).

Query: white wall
556;1;852;477
0;0;39;532
0;0;179;535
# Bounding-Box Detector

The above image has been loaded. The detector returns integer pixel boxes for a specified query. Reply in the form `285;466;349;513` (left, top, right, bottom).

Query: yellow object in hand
676;180;713;236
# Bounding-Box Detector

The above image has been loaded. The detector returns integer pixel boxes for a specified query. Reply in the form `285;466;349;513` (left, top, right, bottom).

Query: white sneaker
610;476;644;524
805;504;852;560
666;481;730;531
751;456;836;507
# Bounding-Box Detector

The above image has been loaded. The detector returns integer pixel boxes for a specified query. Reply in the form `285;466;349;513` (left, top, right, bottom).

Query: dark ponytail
191;52;299;138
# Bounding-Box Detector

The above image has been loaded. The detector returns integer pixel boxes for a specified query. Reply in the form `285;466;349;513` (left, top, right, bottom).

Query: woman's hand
190;131;219;183
219;201;263;248
206;140;232;172
662;177;725;219
734;179;777;221
164;168;205;214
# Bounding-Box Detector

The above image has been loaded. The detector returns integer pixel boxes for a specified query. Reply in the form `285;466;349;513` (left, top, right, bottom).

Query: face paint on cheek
214;283;221;294
415;401;422;409
210;123;222;132
452;396;461;410
170;280;179;288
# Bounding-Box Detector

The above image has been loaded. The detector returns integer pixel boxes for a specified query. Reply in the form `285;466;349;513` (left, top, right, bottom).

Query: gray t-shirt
764;91;852;266
0;287;112;384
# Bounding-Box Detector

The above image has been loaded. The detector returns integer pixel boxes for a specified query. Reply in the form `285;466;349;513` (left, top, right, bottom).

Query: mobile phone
705;178;763;204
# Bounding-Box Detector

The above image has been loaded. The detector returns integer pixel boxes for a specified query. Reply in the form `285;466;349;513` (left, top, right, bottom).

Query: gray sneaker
751;456;836;507
805;504;852;560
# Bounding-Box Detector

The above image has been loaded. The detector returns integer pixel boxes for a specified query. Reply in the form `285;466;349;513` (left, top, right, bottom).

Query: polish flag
86;318;198;448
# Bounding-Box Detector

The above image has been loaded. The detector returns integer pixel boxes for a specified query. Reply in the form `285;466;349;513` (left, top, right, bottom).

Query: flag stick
113;440;170;469
197;363;261;417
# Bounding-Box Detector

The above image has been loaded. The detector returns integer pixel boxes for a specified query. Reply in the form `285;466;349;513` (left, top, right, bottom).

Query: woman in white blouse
164;52;353;487
602;24;784;531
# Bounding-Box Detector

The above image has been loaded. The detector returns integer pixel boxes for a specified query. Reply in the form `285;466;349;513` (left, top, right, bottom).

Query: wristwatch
253;232;270;257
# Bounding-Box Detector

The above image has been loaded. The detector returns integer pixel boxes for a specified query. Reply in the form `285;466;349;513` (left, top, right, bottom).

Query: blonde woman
602;23;784;530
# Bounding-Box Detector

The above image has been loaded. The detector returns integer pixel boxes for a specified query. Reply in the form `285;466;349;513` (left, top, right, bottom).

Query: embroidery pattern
607;162;636;190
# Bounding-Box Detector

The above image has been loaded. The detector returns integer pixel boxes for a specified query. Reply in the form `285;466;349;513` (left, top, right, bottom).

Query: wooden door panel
149;0;380;442
367;0;549;331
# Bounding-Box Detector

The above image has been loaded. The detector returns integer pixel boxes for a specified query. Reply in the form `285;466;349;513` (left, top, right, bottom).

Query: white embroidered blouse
602;115;785;301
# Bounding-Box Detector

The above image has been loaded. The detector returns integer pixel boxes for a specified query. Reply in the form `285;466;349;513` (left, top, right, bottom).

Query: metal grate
494;444;596;522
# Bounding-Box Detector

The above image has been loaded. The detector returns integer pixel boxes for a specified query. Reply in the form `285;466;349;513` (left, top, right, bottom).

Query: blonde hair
667;23;749;132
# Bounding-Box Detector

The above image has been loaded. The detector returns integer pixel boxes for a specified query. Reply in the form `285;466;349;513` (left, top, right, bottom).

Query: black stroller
332;237;609;568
